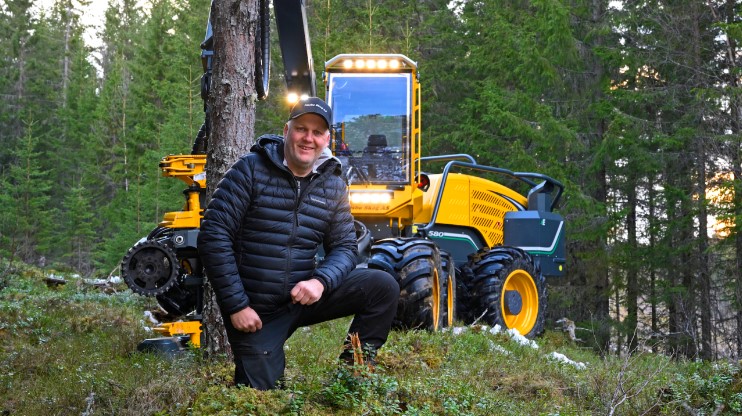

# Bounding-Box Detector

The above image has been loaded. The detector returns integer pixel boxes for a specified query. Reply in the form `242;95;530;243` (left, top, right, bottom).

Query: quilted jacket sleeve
197;156;253;316
313;181;358;293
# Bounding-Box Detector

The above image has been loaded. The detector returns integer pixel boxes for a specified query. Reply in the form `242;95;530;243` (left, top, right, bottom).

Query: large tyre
440;251;456;328
455;265;477;324
463;247;546;338
368;237;445;331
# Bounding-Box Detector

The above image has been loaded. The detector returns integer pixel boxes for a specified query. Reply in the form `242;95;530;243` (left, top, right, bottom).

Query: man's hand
230;307;262;333
291;278;324;305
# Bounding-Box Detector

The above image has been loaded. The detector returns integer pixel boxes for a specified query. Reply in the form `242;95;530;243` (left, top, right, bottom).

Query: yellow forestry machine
120;0;565;350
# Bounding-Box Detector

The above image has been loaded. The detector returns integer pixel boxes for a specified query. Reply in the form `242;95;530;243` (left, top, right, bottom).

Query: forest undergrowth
1;261;740;415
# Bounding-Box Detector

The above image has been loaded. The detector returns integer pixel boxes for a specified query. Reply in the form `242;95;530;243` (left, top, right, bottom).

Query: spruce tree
0;121;51;266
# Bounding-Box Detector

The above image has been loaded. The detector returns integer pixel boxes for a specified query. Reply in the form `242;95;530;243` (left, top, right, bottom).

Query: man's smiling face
283;113;330;177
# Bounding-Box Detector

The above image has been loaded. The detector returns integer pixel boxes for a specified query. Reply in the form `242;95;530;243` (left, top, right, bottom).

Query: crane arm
273;0;316;98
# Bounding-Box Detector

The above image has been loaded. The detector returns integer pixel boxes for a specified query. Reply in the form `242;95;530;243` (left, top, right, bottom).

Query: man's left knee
366;269;400;301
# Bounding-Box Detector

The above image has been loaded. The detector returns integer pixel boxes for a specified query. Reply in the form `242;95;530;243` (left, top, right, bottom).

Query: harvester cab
325;54;422;238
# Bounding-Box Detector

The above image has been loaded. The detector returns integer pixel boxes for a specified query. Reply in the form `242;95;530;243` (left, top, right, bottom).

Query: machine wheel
368;237;444;331
121;240;180;297
455;265;476;324
440;251;456;327
464;247;546;338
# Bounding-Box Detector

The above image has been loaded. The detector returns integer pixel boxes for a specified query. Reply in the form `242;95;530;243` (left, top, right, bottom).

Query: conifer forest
2;0;742;360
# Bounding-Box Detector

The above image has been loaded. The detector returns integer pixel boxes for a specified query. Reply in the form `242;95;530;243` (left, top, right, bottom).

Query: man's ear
283;123;289;136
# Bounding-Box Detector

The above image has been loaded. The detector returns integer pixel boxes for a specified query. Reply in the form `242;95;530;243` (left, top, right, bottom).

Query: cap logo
289;97;332;129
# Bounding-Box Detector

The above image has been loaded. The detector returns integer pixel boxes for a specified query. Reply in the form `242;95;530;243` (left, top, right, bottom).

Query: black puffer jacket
197;135;358;318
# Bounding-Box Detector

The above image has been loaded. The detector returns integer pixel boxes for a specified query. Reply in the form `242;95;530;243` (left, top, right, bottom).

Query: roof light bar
340;58;402;71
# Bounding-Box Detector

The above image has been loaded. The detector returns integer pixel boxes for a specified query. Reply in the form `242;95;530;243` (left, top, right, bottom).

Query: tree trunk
202;0;260;358
679;175;698;359
590;0;611;354
736;162;742;360
648;181;658;353
689;1;709;360
626;179;638;353
722;0;742;362
697;139;712;360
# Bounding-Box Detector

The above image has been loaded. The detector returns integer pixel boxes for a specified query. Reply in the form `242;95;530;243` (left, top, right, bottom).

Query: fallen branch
470;308;488;326
44;276;66;288
556;317;584;342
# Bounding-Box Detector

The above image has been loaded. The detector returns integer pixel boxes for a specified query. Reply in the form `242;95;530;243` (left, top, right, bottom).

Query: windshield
327;73;411;185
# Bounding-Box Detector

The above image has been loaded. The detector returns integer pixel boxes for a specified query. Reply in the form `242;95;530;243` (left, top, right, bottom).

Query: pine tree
61;183;98;274
90;0;145;268
0;0;35;168
0;120;52;266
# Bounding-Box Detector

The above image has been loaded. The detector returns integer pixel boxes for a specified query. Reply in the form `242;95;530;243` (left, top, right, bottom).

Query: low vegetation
1;262;740;415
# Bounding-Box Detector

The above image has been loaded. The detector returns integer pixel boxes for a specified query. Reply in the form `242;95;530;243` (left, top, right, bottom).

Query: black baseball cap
288;97;332;130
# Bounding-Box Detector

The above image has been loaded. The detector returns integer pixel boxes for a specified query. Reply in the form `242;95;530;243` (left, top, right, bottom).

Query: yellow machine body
152;321;202;348
158;154;206;229
416;173;528;248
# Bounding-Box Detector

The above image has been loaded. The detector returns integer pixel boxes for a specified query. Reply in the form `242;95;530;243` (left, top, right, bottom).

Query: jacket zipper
286;175;304;297
286;173;319;296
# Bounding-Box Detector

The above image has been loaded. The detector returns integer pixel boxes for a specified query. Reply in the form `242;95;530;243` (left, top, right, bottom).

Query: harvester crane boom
274;0;316;98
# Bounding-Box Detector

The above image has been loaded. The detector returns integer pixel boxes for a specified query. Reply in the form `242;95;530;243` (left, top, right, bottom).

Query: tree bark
679;173;698;359
648;179;658;353
202;0;259;358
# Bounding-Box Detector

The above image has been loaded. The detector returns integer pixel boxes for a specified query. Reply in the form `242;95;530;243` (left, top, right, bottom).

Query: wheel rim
501;269;538;335
446;271;455;327
432;267;441;331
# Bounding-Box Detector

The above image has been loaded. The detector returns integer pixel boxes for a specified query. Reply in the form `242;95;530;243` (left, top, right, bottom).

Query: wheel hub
121;239;180;296
504;290;523;315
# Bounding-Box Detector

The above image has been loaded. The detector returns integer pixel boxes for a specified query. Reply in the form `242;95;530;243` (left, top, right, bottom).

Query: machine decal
428;230;479;251
495;193;526;211
517;221;564;255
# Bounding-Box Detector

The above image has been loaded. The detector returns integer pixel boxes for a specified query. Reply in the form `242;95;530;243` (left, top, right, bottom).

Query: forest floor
0;261;741;415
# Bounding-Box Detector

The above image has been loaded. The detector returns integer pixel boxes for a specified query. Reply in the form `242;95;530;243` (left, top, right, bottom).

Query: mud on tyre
367;237;445;331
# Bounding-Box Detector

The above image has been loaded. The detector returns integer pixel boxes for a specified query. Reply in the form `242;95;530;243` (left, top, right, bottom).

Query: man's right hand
230;307;263;333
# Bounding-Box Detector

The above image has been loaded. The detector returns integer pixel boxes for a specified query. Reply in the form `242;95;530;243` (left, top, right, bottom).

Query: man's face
283;113;330;177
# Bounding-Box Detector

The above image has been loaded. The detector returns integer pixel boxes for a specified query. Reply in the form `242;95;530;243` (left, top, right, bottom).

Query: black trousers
223;267;399;390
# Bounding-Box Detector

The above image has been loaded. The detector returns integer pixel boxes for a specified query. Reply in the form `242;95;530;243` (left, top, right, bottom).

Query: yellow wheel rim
431;267;440;331
447;271;455;327
501;269;539;335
